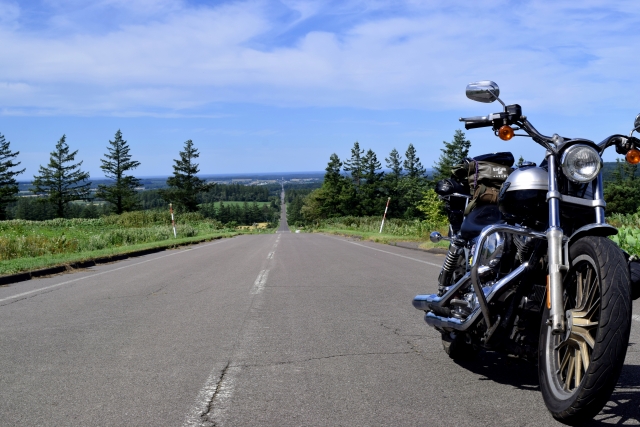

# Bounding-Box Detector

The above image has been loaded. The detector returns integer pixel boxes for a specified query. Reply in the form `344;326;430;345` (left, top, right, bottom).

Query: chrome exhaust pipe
412;272;470;311
413;263;528;331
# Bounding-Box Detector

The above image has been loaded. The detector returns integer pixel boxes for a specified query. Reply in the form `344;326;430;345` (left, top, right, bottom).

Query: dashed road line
185;234;279;425
181;362;229;427
251;269;269;295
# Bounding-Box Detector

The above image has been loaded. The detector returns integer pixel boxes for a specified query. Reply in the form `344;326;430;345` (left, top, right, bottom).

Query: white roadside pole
379;197;391;233
170;203;177;238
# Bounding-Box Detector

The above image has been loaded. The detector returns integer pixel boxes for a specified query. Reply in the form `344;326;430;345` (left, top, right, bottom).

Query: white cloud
0;0;639;116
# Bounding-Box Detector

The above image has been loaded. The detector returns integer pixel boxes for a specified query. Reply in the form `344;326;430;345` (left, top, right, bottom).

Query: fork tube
593;174;605;224
546;152;566;334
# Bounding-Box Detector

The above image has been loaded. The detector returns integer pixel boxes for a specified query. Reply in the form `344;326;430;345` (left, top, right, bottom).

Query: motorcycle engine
451;232;509;319
476;231;508;283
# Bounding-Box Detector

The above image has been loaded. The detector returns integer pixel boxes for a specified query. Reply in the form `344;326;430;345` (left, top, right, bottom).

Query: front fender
565;224;640;300
563;224;618;266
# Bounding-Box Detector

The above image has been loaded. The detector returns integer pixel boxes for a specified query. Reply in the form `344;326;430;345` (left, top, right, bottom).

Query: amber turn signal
498;125;514;141
626;148;640;165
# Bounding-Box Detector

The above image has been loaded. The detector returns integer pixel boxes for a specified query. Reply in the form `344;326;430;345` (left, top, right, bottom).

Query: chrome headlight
561;144;602;183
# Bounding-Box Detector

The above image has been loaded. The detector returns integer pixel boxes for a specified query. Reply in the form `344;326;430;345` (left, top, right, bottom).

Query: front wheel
538;236;632;425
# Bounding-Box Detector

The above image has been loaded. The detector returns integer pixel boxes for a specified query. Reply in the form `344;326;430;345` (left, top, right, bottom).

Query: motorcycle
413;80;640;424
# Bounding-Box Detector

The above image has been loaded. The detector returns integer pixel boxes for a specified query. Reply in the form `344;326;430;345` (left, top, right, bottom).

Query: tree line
288;130;472;225
0;130;281;225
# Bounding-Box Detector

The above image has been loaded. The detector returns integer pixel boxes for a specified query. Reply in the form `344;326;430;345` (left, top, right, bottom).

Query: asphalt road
1;204;639;426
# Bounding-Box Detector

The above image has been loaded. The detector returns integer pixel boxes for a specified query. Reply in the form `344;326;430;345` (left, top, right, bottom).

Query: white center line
181;363;228;427
267;252;274;259
633;314;640;323
324;235;442;267
251;269;269;295
0;239;230;304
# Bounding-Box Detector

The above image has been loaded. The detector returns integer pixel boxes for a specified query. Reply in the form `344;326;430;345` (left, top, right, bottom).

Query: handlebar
459;115;493;130
462;104;640;156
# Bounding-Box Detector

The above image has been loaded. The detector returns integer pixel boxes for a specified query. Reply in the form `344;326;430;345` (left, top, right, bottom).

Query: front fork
546;152;567;334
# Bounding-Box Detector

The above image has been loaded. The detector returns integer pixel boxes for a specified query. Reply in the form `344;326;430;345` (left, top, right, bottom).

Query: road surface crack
380;322;423;354
200;361;230;427
232;351;411;368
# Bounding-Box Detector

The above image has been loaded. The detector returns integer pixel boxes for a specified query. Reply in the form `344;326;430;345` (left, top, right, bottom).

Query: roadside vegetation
0;210;266;275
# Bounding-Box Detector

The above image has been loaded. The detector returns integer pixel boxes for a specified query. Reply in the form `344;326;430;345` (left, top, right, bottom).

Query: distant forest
5;182;287;225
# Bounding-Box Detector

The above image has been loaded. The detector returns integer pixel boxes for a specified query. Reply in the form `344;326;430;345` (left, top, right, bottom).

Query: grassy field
0;210;272;276
300;216;450;251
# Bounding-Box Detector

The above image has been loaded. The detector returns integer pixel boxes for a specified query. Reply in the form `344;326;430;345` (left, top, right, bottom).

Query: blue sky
1;0;640;178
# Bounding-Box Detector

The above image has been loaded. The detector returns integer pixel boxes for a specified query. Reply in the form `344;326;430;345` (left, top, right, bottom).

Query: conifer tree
322;153;348;217
432;130;471;181
0;133;25;220
96;130;141;214
360;149;384;215
31;135;91;218
399;143;428;218
160;140;211;212
343;141;364;189
403;143;426;179
384;148;403;218
385;148;403;179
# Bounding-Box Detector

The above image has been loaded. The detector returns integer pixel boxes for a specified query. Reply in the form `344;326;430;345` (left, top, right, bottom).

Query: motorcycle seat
460;204;504;241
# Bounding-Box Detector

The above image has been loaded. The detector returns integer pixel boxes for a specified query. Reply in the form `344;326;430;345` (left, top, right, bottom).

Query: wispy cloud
1;0;639;116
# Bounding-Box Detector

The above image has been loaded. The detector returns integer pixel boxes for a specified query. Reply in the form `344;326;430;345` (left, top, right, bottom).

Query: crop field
0;210;271;275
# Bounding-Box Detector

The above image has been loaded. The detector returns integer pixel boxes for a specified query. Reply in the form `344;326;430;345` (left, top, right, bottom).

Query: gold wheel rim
555;261;600;392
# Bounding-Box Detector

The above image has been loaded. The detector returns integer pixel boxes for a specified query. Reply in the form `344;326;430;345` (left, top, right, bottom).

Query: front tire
538;236;632;424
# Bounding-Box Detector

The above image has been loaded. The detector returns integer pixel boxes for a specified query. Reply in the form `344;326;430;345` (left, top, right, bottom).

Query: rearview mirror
634;113;640;131
466;81;500;103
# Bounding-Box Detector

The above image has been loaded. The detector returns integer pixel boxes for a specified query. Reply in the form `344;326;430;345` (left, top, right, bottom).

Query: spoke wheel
539;236;631;425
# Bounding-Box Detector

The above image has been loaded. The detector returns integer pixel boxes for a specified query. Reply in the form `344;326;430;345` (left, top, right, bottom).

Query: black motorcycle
413;81;640;424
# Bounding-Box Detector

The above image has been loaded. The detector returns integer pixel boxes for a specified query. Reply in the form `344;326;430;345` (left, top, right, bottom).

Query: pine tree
399;144;428;218
432;130;471;181
31;135;91;218
160;140;211;212
0;133;25;220
324;153;343;188
360;149;384;215
320;153;348;217
343;141;364;189
383;148;403;219
385;148;403;179
96;130;142;214
403;144;426;179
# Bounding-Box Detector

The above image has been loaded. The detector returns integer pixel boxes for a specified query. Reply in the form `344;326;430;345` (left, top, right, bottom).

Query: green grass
0;210;274;276
298;216;450;250
0;232;241;276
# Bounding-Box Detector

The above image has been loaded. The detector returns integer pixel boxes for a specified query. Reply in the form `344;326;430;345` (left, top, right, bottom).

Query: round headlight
561;145;602;183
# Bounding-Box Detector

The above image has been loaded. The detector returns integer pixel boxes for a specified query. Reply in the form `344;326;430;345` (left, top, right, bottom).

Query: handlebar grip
463;119;492;130
459;115;492;130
